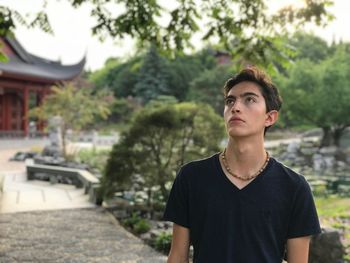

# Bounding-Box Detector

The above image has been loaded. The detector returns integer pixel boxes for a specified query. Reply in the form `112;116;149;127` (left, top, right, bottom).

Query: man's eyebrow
240;92;260;98
225;92;260;99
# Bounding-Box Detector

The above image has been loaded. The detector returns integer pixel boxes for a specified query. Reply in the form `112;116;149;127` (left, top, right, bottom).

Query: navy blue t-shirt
163;153;321;263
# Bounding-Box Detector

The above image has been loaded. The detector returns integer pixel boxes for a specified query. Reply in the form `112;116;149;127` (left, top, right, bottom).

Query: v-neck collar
214;152;273;191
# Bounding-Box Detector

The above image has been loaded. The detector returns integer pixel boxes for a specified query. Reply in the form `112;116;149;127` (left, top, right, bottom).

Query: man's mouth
229;117;244;123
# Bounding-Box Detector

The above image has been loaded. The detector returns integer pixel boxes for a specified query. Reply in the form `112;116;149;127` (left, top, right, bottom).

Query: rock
124;191;135;201
309;229;345;263
152;211;165;221
336;161;347;168
9;151;38;161
49;175;58;184
300;147;318;156
42;145;62;157
140;232;152;242
295;156;306;165
324;156;336;169
112;209;128;219
287;142;300;154
156;222;168;229
313;154;325;172
319;146;338;155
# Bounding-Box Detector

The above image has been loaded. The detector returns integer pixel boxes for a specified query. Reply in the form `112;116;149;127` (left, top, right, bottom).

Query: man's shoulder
179;153;219;177
270;157;309;187
183;153;218;167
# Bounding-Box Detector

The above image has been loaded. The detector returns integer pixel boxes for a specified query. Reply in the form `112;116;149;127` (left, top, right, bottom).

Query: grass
315;196;350;218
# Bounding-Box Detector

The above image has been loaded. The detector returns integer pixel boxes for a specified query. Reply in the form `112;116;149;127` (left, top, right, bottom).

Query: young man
163;66;321;263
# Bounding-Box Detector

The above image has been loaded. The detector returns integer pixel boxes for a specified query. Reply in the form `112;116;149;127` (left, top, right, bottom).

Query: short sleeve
163;166;190;228
287;176;321;238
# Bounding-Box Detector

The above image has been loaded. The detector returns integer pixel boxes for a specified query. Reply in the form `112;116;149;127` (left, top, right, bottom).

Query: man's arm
167;223;190;263
286;236;311;263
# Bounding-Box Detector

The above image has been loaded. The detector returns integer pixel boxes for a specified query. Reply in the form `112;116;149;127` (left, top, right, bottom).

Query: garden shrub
154;232;172;253
134;219;151;234
122;212;151;234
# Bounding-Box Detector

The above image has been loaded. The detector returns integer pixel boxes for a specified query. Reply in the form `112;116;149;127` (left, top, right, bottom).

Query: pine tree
134;45;171;104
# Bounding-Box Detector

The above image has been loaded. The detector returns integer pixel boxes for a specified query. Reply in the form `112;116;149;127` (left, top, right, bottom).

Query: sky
1;0;350;71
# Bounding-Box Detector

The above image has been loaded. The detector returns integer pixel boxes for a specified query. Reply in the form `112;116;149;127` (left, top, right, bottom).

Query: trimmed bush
154;232;172;254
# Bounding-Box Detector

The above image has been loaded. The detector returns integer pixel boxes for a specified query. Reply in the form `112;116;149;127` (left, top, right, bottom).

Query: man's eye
225;99;234;105
246;97;256;103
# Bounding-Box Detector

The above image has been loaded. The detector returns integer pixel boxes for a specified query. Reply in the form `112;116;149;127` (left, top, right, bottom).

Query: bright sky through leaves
1;0;349;71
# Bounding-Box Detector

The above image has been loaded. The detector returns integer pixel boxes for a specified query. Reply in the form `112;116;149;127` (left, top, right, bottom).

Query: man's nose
231;99;241;112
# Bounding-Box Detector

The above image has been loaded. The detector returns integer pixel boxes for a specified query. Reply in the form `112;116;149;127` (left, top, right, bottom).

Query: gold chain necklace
221;148;270;181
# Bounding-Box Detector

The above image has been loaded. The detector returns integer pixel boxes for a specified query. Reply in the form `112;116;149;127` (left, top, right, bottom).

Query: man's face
223;81;275;138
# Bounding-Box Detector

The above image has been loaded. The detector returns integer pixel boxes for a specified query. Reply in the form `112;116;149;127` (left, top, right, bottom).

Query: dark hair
223;66;282;112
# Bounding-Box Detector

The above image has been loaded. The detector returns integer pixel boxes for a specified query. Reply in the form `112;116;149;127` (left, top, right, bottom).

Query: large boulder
309;229;345;263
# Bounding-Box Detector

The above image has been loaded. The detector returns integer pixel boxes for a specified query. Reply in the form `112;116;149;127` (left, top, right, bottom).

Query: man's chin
227;129;248;138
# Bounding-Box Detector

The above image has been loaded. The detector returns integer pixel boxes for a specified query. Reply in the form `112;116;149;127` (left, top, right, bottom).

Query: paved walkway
0;171;95;213
0;139;95;213
0;208;166;262
0;139;166;262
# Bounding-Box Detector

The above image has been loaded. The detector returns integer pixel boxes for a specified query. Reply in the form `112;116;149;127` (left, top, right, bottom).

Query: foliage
121;212;151;234
289;32;333;62
154;232;172;254
88;58;121;89
102;101;225;201
187;64;233;114
1;1;334;69
89;47;217;103
166;48;217;101
89;56;143;98
108;97;141;123
68;0;333;68
101;141;134;197
276;44;350;146
134;219;151;234
76;148;111;173
30;84;113;157
315;196;350;218
134;45;172;103
0;5;52;37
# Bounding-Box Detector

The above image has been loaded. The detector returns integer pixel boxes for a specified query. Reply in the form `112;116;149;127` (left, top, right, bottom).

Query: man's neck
225;135;267;177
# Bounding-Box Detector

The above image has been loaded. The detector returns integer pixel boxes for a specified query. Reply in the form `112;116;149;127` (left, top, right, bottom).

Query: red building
0;37;85;137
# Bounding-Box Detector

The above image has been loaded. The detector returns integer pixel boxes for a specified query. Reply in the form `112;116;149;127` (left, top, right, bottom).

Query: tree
30;84;112;157
1;0;334;68
187;64;233;114
166;48;217;101
134;45;172;103
102;101;225;203
89;47;217;102
276;44;350;147
289;32;333;62
89;56;143;98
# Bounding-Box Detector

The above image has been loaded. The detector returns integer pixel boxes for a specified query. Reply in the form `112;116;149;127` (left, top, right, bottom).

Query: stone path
0;139;167;262
0;171;95;213
0;208;166;263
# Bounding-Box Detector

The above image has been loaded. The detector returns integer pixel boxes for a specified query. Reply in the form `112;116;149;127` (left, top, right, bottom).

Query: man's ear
265;110;279;127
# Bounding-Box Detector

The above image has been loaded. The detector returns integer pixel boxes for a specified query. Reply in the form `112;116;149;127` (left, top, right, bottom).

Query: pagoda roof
0;37;85;83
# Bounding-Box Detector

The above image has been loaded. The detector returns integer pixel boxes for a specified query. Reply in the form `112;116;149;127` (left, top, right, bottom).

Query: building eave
0;36;86;82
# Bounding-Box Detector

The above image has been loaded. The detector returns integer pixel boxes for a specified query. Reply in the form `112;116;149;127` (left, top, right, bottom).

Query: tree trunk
160;183;168;203
61;129;67;159
146;188;152;208
333;127;345;147
321;126;347;147
321;127;333;147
